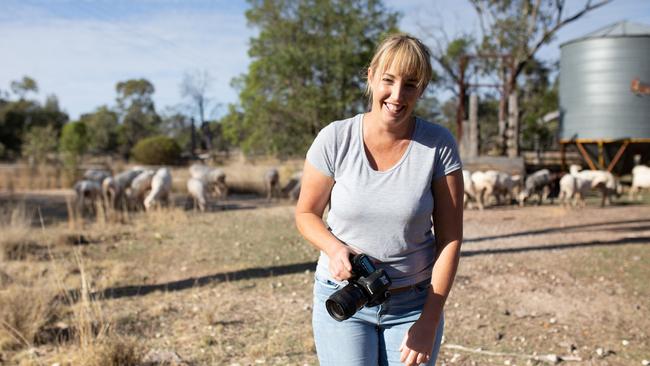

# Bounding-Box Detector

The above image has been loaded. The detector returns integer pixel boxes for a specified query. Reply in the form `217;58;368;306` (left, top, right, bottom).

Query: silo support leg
606;140;630;172
576;142;598;170
598;141;605;170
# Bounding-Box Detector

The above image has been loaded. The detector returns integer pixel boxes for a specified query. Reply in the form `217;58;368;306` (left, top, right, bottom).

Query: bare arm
401;169;464;365
295;161;353;281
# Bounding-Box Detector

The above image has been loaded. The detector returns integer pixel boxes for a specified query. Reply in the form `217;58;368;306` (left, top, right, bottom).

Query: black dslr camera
325;254;392;321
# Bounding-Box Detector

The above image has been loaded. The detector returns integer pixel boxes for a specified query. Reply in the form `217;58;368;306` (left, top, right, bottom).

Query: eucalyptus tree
222;0;399;156
115;78;161;156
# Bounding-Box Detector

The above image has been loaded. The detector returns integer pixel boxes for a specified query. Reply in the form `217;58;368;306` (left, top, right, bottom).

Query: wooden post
469;94;479;158
597;141;605;169
507;92;519;158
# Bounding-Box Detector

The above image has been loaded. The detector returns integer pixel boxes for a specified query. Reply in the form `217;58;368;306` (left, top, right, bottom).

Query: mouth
383;102;405;115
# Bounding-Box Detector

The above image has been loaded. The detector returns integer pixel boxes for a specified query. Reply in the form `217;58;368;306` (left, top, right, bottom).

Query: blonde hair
365;33;433;98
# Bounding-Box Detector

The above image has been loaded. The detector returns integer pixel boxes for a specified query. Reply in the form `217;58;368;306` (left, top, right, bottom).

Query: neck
364;111;415;141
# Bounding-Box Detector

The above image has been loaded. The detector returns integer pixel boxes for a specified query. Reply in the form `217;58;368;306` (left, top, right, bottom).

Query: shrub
131;135;181;165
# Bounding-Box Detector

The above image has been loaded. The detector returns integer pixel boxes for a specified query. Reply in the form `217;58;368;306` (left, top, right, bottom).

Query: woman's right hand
327;245;353;281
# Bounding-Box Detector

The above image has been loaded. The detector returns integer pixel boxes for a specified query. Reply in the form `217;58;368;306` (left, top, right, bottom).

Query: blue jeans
312;274;444;366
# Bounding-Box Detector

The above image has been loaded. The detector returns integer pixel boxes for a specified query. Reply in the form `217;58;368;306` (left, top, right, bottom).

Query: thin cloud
0;1;252;119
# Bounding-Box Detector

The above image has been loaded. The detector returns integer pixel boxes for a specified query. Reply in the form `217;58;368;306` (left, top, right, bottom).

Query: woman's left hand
399;318;436;366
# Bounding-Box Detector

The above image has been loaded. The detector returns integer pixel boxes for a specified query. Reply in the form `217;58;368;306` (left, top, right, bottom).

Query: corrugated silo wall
559;36;650;140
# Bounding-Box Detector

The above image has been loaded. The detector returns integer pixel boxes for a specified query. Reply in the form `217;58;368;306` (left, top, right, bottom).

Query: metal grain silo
559;21;650;173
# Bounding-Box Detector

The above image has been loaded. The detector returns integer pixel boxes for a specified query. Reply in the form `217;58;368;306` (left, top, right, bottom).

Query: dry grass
0;163;64;191
0;284;63;351
3;186;649;365
0;156;305;198
0;209;147;365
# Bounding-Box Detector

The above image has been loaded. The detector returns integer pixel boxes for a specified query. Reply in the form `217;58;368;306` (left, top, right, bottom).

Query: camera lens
325;283;367;321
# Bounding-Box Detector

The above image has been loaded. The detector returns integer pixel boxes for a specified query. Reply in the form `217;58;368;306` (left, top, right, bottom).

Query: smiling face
364;34;432;129
368;66;421;127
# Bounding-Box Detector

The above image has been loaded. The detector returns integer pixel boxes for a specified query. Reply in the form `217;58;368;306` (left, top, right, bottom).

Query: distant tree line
0;0;609;164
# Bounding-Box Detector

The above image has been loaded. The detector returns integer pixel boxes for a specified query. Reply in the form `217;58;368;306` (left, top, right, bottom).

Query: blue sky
1;0;649;120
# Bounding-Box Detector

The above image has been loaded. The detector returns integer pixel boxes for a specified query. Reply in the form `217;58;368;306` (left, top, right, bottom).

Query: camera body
325;253;392;321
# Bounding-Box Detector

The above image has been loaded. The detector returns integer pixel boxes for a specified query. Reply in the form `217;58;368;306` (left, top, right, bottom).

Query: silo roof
560;20;650;47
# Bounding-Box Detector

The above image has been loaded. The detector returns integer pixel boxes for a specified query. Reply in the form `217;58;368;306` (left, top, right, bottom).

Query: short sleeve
306;123;337;177
433;129;462;179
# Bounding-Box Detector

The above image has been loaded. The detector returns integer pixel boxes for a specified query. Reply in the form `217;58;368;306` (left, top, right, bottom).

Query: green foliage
414;92;443;126
59;121;88;183
0;85;68;159
520;63;559;151
115;79;161;156
10;76;38;100
22;125;58;164
59;121;88;157
222;0;399;156
429;35;475;96
477;96;500;154
80;105;119;154
159;110;192;152
131;135;181;165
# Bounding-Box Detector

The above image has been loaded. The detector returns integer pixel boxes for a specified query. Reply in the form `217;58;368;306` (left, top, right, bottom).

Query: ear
367;68;374;82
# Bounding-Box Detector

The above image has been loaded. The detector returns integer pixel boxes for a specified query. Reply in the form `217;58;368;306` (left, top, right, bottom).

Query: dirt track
1;191;649;365
445;204;650;365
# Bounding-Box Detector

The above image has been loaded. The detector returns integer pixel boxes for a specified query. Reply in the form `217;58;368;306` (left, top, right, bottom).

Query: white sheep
572;169;620;207
462;169;477;209
144;168;172;211
101;176;118;210
83;169;111;184
629;165;650;201
558;173;591;207
264;168;280;201
113;168;145;209
493;171;520;205
189;163;210;180
470;170;498;210
73;179;102;216
187;177;207;212
282;171;303;201
189;163;228;198
518;169;552;206
207;168;228;198
127;170;155;210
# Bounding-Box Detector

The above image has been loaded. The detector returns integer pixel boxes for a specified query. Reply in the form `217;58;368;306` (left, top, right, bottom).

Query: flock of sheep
463;163;650;210
71;160;648;215
72;164;303;215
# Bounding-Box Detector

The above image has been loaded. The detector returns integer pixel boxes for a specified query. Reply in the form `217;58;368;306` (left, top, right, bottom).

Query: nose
390;83;405;101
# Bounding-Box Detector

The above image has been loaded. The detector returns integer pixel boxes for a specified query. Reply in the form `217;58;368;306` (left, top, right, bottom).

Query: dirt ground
0;191;649;365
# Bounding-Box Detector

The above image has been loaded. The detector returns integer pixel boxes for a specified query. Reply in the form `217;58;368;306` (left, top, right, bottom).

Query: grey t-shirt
306;113;462;287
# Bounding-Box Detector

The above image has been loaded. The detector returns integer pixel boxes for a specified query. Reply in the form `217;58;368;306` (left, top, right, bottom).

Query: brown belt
389;281;431;295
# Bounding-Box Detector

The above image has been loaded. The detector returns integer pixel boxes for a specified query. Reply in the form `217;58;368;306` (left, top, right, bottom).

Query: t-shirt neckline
358;113;419;174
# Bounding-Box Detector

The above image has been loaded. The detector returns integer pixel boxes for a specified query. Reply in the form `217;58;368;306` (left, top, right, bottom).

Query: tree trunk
468;93;479;158
507;91;519;158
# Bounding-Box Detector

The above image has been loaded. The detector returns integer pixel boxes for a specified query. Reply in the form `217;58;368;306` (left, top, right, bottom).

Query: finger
400;347;408;363
416;352;429;365
341;256;352;271
405;350;418;366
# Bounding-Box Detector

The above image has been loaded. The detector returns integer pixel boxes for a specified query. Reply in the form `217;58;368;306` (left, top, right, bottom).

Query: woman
295;33;463;366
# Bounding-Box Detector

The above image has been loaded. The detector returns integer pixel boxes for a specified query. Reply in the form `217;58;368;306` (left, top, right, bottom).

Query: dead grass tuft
49;336;144;366
86;336;144;366
0;201;32;230
0;284;63;351
0;223;51;263
57;233;92;246
0;270;12;288
1;240;49;261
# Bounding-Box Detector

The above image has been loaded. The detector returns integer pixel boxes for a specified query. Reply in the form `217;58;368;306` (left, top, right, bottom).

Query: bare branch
514;0;612;79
